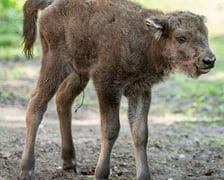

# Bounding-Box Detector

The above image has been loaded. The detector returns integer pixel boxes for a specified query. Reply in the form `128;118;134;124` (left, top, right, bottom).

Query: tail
23;0;53;58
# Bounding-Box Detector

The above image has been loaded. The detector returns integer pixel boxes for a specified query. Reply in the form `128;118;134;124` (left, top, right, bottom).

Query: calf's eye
176;36;186;44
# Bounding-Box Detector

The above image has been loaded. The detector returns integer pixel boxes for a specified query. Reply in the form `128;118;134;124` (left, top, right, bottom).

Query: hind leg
19;53;66;180
56;72;89;172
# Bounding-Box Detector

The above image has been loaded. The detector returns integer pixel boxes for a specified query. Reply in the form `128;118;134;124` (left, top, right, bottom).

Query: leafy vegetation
0;0;24;60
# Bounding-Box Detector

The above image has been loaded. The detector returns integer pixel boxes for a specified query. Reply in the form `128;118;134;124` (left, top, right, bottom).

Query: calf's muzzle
198;50;216;71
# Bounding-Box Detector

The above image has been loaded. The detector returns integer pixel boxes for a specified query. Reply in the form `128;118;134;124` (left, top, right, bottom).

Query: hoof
63;159;78;173
136;173;152;180
18;170;35;180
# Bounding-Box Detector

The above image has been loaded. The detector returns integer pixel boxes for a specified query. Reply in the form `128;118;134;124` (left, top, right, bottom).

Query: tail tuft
22;0;53;59
23;8;38;59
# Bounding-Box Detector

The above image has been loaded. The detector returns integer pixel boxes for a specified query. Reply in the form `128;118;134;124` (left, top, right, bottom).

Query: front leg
93;75;122;180
127;91;151;180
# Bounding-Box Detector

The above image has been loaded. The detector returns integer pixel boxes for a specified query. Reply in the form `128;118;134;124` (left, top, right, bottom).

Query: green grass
208;137;224;146
0;92;10;99
157;74;224;121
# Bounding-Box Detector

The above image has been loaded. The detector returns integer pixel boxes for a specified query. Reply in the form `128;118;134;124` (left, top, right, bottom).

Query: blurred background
0;0;224;179
133;0;224;36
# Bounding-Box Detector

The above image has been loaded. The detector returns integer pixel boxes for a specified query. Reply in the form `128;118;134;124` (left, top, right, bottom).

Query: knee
56;95;64;112
103;123;120;143
56;92;72;112
27;95;48;117
132;126;148;146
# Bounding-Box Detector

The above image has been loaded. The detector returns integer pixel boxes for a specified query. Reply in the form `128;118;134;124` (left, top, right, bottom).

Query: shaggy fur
19;0;216;179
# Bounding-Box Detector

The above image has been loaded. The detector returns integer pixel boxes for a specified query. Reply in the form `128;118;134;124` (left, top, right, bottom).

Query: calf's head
145;12;216;78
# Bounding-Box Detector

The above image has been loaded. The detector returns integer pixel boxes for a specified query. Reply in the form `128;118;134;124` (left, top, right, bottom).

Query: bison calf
19;0;216;179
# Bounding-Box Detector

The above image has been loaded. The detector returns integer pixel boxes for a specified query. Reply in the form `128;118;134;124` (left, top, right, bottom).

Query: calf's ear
145;17;167;40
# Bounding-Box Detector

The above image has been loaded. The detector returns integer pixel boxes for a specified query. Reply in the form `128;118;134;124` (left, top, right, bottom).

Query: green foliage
0;0;23;60
0;34;21;46
0;0;17;8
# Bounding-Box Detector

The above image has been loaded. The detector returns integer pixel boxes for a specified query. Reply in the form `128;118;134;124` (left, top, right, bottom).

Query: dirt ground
0;60;224;180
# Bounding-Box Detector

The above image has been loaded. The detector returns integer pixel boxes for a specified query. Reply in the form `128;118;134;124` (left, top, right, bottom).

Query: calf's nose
200;53;216;68
202;56;216;67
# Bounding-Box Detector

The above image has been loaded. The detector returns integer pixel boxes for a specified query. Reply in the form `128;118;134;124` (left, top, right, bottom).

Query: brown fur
19;0;216;179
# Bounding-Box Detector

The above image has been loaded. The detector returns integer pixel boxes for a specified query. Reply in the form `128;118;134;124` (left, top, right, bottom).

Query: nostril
212;57;216;62
200;53;216;68
202;58;215;67
202;59;211;65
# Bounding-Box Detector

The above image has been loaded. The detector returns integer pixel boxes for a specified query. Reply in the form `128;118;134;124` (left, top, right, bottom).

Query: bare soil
0;60;224;180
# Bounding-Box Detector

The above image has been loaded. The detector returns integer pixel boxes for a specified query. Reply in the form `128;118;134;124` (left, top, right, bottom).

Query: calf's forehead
170;12;208;36
183;18;207;35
